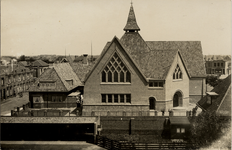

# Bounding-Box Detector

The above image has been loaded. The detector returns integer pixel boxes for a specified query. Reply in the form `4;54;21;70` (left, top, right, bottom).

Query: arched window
173;64;182;80
102;53;130;83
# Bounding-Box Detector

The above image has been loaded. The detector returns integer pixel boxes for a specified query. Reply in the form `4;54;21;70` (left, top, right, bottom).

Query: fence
96;136;199;150
83;110;200;117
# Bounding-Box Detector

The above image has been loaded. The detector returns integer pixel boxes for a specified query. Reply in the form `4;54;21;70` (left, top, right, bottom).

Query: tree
189;111;231;149
18;55;25;61
206;75;222;87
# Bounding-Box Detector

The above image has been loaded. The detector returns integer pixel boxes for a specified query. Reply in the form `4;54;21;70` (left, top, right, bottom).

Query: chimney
11;59;14;72
83;54;88;65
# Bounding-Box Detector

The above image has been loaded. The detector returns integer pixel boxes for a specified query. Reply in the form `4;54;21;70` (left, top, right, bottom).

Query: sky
1;0;231;57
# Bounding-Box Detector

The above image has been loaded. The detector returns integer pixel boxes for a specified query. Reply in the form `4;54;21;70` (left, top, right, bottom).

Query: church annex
83;4;206;114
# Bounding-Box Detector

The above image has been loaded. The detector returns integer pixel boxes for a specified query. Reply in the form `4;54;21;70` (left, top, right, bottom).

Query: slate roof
146;41;206;78
120;32;205;78
29;63;82;92
197;75;231;116
124;5;140;31
31;60;49;67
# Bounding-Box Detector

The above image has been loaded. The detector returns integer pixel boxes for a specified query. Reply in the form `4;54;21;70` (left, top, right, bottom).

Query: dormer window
173;64;182;80
101;53;131;83
66;80;73;86
39;80;56;89
206;92;219;105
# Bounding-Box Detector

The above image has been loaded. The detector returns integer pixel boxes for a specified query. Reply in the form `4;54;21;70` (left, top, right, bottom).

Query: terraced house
82;4;206;115
0;61;35;101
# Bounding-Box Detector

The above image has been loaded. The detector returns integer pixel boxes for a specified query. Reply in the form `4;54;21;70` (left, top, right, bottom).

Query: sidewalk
1;141;106;150
1;92;30;116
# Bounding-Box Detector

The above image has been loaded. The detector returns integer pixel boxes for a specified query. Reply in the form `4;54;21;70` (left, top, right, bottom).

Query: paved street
1;92;30;116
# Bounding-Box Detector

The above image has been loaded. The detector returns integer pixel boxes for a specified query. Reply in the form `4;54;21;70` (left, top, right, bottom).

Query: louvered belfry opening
102;53;131;83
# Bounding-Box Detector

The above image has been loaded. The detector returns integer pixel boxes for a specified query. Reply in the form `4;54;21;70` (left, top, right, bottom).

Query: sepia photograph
1;0;231;149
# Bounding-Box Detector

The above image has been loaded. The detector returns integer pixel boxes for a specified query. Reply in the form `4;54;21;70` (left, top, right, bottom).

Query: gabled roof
84;36;148;83
18;61;28;67
29;63;82;92
197;75;231;116
146;41;206;78
53;63;83;90
71;62;94;83
123;4;140;31
31;60;49;67
137;50;178;80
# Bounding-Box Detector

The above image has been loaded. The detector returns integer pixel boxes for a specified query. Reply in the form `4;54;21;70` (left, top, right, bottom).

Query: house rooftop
197;75;231;116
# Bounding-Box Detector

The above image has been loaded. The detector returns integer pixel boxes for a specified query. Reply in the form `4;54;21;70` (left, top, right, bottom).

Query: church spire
123;3;140;32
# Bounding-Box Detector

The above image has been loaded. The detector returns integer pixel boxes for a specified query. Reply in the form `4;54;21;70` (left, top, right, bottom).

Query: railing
96;136;199;150
83;110;199;117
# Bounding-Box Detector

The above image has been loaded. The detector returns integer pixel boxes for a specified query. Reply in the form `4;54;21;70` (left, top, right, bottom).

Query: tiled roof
71;62;94;83
120;32;205;78
31;60;49;67
0;65;31;75
146;41;206;78
29;63;82;92
123;5;140;31
53;63;83;90
138;50;178;79
197;75;231;116
18;61;28;66
204;55;231;61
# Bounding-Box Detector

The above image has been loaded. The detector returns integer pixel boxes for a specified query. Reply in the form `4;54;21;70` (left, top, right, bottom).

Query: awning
206;92;219;96
68;92;80;97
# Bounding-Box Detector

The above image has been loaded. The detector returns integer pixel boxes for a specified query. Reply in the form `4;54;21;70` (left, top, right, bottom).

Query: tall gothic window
173;64;182;80
102;53;131;83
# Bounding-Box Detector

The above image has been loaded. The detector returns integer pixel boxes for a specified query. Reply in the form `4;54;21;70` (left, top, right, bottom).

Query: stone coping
1;116;99;124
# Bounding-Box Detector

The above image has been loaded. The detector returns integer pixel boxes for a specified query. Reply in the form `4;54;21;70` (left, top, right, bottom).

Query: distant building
197;75;231;117
82;4;206;115
28;60;49;77
0;61;35;101
204;55;231;76
29;63;83;108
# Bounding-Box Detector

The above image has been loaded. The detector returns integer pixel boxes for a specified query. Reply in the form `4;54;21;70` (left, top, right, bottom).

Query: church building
83;4;206;114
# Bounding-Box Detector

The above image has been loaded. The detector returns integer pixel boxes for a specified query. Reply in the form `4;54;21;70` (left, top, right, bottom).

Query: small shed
163;117;191;141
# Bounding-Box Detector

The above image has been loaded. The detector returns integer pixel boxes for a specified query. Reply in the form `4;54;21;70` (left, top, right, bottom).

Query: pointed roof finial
123;2;140;32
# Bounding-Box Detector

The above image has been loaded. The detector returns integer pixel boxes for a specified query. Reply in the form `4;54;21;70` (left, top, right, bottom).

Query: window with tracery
102;53;131;83
173;65;182;80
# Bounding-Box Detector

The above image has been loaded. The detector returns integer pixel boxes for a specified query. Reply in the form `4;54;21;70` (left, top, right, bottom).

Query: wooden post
17;107;20;112
11;110;14;116
94;122;97;144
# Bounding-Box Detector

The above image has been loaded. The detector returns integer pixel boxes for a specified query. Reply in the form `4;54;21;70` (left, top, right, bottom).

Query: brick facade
83;39;190;114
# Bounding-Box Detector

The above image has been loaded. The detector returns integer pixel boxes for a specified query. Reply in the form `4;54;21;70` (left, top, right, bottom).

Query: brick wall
84;41;166;113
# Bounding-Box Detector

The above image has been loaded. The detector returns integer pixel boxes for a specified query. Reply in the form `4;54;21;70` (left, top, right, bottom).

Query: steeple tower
123;2;140;32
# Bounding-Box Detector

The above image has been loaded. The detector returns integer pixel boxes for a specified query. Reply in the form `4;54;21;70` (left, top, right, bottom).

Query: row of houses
204;55;231;77
0;63;35;101
0;59;51;102
28;4;208;115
